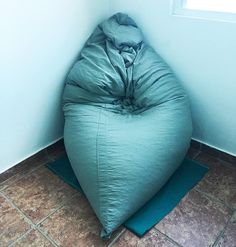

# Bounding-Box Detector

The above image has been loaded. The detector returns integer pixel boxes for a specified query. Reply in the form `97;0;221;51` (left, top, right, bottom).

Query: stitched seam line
104;104;110;232
96;108;102;219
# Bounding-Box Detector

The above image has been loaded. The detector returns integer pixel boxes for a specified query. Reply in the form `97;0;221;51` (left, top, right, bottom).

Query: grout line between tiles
7;228;32;247
0;192;36;226
0;161;49;193
0;190;78;247
34;225;59;247
0;192;34;246
7;226;59;247
212;211;234;247
108;228;126;247
36;192;79;226
191;150;201;159
154;228;184;247
2;141;235;247
0;143;66;193
193;187;234;211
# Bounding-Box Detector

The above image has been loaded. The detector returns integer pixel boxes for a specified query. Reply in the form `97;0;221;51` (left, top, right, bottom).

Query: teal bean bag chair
63;13;192;238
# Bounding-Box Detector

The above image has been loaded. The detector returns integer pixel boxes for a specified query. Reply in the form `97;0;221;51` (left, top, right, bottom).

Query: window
172;0;236;22
185;0;236;14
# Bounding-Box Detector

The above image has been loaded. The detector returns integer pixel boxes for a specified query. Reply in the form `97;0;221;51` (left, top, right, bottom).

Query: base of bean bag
46;156;208;237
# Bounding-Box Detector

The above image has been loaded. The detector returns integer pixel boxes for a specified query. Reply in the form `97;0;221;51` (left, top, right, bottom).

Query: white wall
110;0;236;156
1;0;235;173
0;0;109;172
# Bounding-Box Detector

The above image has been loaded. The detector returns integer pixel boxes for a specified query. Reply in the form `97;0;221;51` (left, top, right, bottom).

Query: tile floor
0;144;235;247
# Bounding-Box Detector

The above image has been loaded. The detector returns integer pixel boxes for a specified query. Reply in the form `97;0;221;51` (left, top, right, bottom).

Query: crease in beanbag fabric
63;13;192;238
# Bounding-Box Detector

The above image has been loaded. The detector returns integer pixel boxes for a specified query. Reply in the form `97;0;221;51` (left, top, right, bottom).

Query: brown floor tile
2;167;76;223
215;212;236;247
194;152;236;209
112;229;177;247
0;194;31;246
219;152;236;165
155;190;232;247
194;151;236;170
201;144;221;158
12;229;54;247
0;150;49;191
39;193;123;247
47;139;66;161
190;139;201;150
186;147;200;159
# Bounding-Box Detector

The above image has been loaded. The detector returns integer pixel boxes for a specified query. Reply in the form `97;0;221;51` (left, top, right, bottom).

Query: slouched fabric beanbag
63;13;192;238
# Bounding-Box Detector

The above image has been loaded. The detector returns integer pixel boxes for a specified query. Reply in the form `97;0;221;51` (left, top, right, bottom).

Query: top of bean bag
63;13;187;113
101;13;143;49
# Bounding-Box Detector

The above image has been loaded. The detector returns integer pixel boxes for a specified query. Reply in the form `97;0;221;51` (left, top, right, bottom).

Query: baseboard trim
190;139;236;164
1;138;235;178
0;139;65;183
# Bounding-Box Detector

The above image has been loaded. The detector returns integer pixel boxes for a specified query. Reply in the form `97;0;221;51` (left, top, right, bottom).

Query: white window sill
171;0;236;23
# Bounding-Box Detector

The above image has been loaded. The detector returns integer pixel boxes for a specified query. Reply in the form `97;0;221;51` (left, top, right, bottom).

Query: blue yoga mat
46;155;208;237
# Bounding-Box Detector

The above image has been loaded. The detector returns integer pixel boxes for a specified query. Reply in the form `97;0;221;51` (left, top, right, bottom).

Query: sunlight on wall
110;0;236;156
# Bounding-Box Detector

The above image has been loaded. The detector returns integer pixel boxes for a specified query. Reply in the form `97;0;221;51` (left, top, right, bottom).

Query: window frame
172;0;236;23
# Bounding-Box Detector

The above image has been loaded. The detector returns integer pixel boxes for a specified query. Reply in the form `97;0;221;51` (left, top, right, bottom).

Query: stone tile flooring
0;145;236;247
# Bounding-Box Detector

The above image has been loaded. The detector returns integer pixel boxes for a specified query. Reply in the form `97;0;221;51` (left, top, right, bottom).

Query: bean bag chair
63;13;192;238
